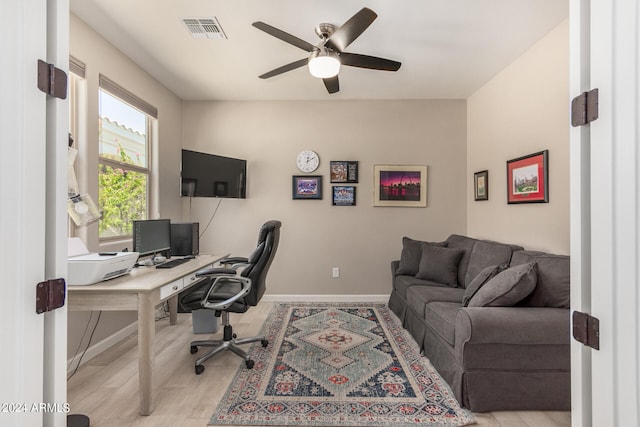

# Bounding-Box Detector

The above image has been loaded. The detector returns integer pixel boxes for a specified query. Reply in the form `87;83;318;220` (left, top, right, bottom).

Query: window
98;76;157;239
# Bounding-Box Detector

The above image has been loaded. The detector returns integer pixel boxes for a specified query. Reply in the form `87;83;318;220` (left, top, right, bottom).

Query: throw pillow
415;243;464;287
468;262;538;307
397;237;448;276
462;264;506;307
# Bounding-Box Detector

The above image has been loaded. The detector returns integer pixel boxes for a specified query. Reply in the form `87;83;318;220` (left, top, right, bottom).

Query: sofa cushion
462;264;506;307
511;251;570;308
464;240;521;287
406;285;466;317
396;237;448;276
468;262;537;307
446;234;478;287
424;302;460;346
416;243;464;287
394;275;450;300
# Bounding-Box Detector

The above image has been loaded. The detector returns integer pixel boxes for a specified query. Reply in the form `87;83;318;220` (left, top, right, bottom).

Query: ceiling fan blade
339;52;401;71
252;21;317;52
258;58;309;79
323;76;340;94
324;7;377;52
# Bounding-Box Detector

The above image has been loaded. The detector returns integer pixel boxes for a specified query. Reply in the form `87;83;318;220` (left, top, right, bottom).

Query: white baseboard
262;294;390;303
67;321;138;374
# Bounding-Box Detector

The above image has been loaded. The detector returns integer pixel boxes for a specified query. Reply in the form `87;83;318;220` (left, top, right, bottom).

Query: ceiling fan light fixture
308;49;340;78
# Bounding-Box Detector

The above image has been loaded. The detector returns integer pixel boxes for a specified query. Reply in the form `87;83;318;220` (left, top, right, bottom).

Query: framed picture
506;150;549;204
292;175;323;199
374;165;427;207
332;186;356;206
474;170;489;201
330;161;359;183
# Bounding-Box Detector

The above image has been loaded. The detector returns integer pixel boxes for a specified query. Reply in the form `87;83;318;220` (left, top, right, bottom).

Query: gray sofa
387;234;571;412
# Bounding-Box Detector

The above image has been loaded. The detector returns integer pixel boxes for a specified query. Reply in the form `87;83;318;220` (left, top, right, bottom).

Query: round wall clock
296;149;320;173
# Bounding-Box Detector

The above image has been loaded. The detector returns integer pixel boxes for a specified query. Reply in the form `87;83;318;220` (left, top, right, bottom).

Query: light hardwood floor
67;301;571;427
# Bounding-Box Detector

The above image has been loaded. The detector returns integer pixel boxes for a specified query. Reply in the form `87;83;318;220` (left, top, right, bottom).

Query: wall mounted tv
181;149;247;198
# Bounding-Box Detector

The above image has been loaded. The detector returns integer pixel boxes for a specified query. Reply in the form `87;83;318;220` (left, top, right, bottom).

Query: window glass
98;87;151;239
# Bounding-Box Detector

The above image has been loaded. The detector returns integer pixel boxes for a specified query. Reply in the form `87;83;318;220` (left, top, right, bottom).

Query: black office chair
180;220;281;375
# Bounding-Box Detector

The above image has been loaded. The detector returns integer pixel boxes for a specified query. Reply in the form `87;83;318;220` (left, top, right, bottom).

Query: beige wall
182;100;468;296
68;15;184;357
467;20;569;254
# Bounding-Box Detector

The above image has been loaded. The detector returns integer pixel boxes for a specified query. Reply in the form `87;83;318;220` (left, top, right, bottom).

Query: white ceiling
70;0;568;101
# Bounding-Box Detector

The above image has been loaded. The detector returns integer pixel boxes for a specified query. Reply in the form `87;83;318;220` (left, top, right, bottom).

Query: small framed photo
474;170;489;201
292;175;323;199
374;164;427;207
332;186;356;206
506;150;549;204
330;161;359;183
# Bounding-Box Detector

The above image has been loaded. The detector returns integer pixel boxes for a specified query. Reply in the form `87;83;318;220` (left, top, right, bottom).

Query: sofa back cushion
464;240;522;287
510;250;570;308
397;236;448;276
446;234;523;288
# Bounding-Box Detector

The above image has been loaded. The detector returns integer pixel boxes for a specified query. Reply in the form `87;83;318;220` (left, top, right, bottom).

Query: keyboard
155;257;193;269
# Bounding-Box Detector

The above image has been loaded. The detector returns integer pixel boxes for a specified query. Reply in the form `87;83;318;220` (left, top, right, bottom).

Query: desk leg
168;295;178;325
138;293;155;416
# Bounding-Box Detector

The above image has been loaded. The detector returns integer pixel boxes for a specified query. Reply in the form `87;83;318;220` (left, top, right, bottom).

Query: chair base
189;314;269;374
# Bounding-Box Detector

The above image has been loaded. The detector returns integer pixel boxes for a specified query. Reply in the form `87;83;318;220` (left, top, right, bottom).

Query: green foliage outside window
98;145;147;237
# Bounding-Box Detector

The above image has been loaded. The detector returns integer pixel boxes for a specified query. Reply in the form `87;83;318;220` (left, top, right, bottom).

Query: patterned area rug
209;303;475;426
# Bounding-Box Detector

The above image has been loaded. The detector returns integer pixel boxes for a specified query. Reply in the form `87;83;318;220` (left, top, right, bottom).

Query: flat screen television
180;149;247;198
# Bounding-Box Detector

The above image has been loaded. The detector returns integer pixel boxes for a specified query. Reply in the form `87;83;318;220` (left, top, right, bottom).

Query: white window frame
98;75;157;241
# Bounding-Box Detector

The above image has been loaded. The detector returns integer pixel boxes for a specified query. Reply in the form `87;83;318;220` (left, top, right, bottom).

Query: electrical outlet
332;267;340;278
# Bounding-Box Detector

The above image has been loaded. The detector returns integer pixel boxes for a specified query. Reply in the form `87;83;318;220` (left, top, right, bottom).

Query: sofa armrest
391;260;400;277
455;307;570;356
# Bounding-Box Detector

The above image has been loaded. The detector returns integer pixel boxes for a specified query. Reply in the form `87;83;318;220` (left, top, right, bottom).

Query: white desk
67;254;227;415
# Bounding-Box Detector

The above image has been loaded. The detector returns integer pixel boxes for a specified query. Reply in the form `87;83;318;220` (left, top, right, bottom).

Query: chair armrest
196;267;237;277
391;260;400;277
219;256;249;266
200;276;252;311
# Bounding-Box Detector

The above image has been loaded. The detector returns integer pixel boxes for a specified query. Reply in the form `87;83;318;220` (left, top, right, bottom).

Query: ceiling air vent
182;17;227;40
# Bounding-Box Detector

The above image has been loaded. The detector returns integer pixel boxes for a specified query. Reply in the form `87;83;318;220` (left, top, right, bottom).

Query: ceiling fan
252;7;401;94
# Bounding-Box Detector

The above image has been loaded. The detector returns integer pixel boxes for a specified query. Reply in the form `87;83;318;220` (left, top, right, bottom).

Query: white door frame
570;0;640;425
0;1;68;426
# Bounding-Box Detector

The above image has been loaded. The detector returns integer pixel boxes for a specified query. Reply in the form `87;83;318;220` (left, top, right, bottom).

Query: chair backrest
240;220;281;306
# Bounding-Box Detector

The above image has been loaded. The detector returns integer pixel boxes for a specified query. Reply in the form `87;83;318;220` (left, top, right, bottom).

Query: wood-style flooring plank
67;302;570;427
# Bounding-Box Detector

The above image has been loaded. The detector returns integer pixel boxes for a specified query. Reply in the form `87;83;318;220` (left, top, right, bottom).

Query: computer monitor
132;219;171;257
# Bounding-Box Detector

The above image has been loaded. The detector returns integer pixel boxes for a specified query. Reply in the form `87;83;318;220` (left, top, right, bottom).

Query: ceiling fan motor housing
315;23;336;40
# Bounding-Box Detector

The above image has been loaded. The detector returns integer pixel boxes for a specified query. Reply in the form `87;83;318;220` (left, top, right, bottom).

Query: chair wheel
261;339;269;348
233;333;237;339
195;365;205;375
245;359;255;369
190;346;198;354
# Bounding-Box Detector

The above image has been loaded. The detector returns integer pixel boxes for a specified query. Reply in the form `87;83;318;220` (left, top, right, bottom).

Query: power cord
199;197;222;239
67;311;102;380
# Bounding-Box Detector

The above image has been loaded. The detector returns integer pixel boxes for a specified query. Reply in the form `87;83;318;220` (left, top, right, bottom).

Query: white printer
67;238;139;286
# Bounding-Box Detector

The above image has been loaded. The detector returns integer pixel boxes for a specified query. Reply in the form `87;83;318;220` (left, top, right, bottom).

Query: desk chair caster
190;338;269;374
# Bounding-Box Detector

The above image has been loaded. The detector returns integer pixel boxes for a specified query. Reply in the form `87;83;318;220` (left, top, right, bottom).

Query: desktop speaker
170;222;199;256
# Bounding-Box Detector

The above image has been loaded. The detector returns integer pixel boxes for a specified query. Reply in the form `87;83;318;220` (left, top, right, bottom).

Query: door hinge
37;59;68;100
571;88;598;127
36;278;66;314
572;310;600;350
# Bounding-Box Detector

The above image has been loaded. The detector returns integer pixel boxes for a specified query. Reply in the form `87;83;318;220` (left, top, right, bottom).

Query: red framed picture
506;150;548;204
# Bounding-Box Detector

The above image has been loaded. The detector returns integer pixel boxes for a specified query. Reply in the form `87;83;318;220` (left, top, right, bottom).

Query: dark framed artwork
474;170;489;201
506;150;549;204
374;165;427;207
330;161;359;183
332;186;356;206
292;175;323;199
